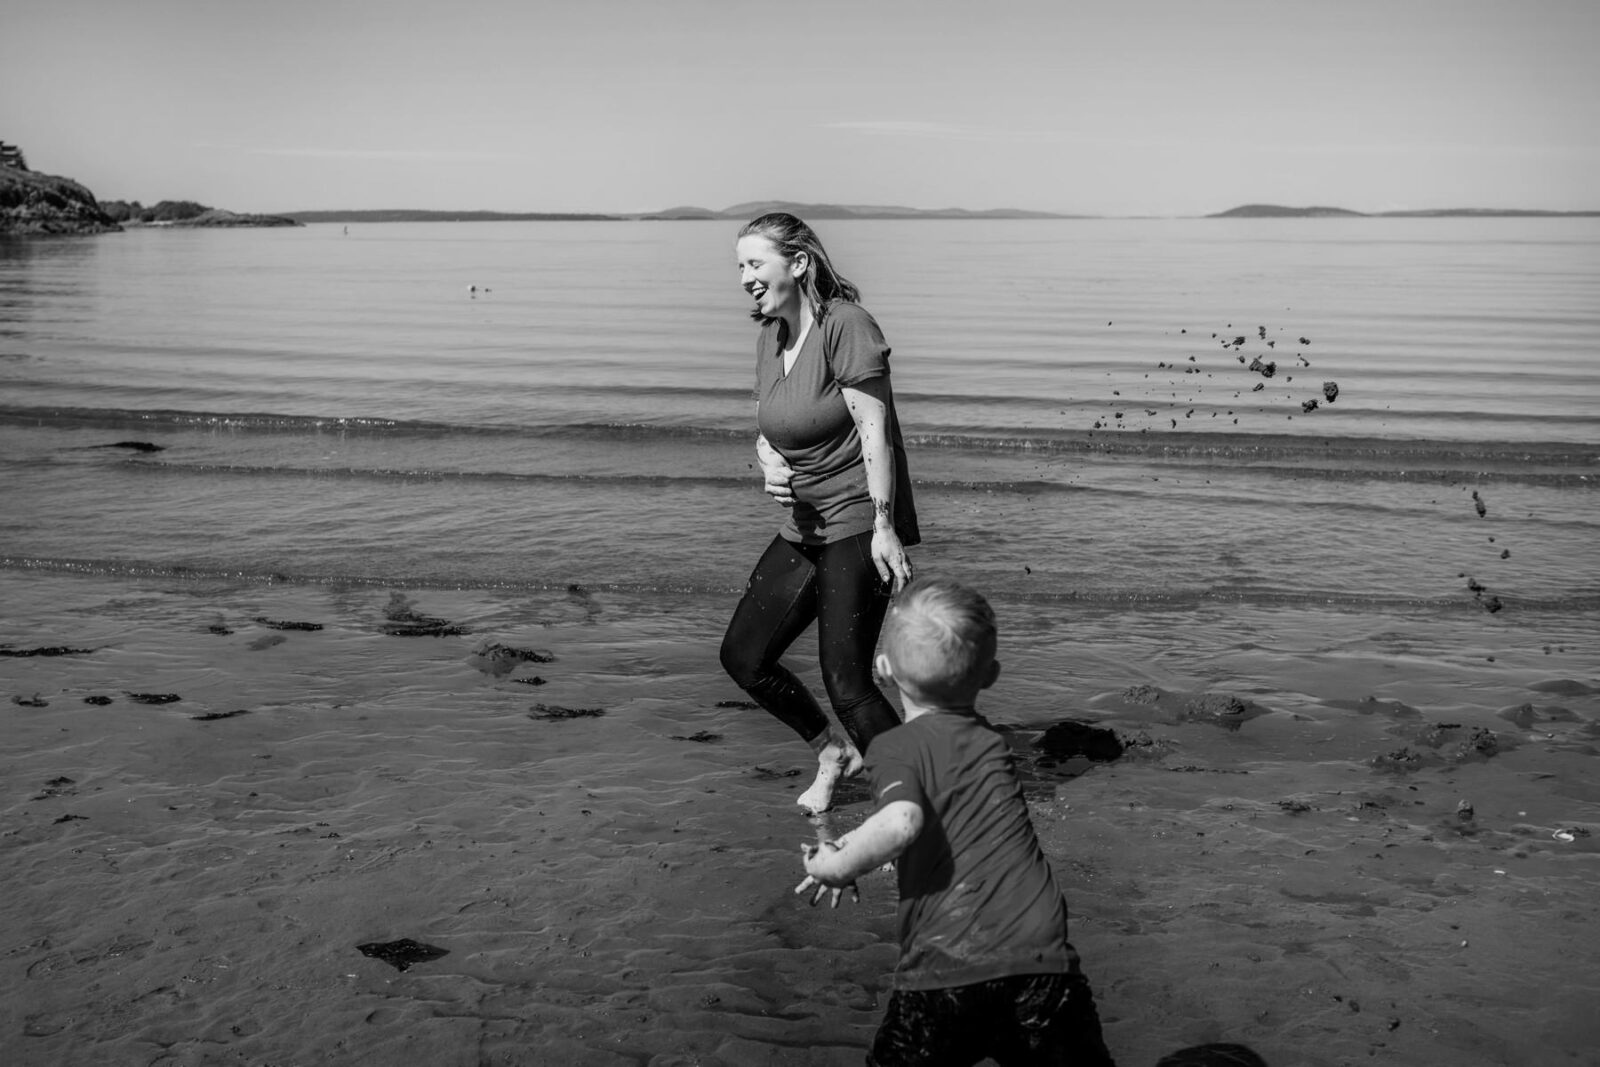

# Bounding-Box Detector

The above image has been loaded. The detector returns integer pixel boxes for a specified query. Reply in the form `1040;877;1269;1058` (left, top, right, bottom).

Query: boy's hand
795;842;860;909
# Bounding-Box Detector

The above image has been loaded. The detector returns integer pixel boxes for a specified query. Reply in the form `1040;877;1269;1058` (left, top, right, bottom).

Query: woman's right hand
756;435;795;507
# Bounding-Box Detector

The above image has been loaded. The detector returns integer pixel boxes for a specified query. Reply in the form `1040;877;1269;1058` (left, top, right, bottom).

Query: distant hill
289;202;1082;223
0;166;120;235
286;209;624;223
1211;203;1600;219
1210;204;1364;218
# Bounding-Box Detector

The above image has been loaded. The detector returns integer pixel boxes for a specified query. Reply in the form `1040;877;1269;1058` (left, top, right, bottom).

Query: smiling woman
720;212;921;815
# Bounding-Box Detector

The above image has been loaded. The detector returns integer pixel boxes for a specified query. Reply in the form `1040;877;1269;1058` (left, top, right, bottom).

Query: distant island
100;199;300;228
1210;203;1600;218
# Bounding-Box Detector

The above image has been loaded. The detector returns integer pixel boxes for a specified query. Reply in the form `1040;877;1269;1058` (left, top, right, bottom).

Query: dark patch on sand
255;617;323;632
716;699;761;710
192;709;250;721
381;592;468;637
670;731;722;743
529;703;604;721
127;692;181;705
1036;720;1125;762
53;814;89;824
510;676;547;686
13;694;48;707
82;695;113;706
248;633;287;651
207;624;233;636
33;777;76;799
471;642;556;678
750;764;802;780
0;646;95;657
355;938;449;972
89;441;165;453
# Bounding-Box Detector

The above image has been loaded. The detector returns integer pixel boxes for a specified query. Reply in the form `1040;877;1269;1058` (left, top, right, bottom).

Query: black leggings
719;531;901;751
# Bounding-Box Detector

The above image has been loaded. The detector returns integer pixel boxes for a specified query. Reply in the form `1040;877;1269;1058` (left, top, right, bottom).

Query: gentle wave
43;459;1589;495
5;555;1597;614
5;403;1596;470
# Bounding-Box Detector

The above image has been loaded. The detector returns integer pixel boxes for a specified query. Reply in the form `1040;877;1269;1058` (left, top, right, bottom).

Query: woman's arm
754;407;794;506
795;799;923;906
841;378;912;591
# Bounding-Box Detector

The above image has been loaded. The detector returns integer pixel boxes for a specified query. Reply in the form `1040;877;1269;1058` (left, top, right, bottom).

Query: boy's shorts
867;948;1115;1067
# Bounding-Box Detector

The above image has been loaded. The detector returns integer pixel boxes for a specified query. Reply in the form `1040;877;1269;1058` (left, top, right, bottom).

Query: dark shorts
868;955;1115;1067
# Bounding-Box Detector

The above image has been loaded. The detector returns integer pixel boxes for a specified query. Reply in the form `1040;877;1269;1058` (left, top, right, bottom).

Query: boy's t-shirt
867;710;1073;991
754;301;919;547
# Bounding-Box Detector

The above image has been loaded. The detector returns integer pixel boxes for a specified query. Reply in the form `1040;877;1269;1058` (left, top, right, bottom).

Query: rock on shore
0;167;121;235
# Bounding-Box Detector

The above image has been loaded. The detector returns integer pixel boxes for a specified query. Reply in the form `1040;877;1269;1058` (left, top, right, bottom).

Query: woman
719;212;920;815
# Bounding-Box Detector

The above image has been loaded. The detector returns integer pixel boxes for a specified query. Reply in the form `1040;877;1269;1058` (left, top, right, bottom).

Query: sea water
2;219;1596;608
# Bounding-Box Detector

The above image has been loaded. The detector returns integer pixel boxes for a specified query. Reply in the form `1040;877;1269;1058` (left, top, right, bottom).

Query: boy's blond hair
881;577;997;703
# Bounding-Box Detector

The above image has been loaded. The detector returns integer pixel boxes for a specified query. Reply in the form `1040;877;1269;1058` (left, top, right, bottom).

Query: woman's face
736;234;806;320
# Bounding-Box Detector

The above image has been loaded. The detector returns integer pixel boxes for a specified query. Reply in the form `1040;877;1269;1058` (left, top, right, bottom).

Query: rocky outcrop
0;167;121;235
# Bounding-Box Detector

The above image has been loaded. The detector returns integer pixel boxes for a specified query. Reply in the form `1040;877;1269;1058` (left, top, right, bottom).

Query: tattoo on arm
873;497;892;522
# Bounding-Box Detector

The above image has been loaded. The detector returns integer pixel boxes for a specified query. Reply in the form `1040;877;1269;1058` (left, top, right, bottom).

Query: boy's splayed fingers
796;841;861;908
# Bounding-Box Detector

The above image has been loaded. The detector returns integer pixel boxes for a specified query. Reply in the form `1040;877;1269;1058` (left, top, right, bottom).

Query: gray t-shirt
754;302;919;546
868;710;1074;991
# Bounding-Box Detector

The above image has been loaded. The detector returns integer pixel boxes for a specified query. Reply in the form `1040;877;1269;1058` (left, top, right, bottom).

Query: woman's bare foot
796;729;864;815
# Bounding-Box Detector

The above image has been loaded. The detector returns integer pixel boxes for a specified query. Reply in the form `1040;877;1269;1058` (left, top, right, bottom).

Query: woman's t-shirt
754;302;919;546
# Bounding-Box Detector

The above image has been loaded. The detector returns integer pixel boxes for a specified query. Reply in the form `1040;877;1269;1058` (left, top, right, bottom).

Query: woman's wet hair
738;212;860;322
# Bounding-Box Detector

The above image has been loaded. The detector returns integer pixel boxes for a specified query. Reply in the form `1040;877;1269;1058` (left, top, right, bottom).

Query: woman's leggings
719;531;901;752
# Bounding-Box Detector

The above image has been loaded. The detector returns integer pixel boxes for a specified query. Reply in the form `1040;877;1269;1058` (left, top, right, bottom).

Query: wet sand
3;572;1598;1066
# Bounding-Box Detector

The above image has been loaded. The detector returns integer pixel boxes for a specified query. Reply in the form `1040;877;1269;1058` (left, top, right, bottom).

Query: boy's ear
875;652;895;685
980;659;1002;690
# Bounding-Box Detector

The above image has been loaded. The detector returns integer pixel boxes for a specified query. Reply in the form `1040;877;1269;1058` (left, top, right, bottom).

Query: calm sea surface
1;219;1596;609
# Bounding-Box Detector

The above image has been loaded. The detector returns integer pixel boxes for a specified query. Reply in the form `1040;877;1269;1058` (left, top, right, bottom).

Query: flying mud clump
1088;321;1343;434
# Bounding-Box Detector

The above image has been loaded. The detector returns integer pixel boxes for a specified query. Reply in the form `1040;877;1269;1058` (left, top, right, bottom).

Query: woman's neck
780;299;815;344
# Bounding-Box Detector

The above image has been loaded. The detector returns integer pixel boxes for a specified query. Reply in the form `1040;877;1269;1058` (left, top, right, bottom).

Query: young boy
796;577;1115;1067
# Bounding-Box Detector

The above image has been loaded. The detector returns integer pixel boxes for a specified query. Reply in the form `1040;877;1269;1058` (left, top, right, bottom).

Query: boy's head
877;577;1000;706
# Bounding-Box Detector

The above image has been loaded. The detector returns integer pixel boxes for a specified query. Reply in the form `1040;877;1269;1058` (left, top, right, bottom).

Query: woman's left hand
872;527;912;593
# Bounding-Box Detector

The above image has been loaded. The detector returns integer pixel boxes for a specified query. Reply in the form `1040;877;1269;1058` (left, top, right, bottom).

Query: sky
3;0;1597;216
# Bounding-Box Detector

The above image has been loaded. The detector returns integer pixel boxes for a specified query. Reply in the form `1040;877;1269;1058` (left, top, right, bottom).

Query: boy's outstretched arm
795;800;923;908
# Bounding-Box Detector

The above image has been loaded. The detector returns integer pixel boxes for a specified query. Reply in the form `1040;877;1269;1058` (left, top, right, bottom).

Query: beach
4;569;1597;1066
3;219;1598;1065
